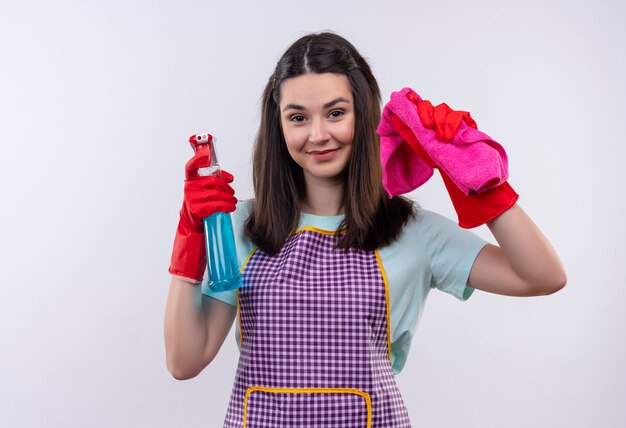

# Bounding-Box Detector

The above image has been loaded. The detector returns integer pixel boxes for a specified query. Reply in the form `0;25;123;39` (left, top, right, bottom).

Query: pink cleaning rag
377;87;509;197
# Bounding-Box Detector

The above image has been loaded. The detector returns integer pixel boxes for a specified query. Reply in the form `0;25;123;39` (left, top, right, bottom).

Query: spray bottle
189;133;242;292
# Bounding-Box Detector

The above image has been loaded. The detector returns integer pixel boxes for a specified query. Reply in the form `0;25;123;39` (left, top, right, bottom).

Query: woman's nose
308;118;330;145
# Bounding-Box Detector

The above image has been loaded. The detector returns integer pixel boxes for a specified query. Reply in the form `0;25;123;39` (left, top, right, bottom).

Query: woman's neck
301;175;346;216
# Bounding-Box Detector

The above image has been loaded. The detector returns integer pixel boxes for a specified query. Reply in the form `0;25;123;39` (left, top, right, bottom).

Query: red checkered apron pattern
222;228;412;427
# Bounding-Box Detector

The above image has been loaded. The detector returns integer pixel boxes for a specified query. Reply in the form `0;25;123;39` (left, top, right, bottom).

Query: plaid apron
222;229;412;427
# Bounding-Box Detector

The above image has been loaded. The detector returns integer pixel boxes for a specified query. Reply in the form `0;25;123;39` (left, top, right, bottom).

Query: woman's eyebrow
282;97;350;112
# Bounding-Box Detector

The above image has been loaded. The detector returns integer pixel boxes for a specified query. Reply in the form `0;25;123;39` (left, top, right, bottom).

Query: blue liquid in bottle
204;212;242;292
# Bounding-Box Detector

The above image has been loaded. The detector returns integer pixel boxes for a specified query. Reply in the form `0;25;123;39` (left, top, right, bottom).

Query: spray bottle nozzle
189;133;213;152
188;132;220;175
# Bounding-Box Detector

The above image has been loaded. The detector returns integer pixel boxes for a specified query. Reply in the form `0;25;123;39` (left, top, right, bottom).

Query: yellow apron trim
293;225;347;236
240;247;258;272
374;249;392;363
243;386;372;428
238;247;258;348
236;288;242;347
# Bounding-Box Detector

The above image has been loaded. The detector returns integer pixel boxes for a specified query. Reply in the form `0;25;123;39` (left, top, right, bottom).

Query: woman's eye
290;115;305;122
329;110;344;118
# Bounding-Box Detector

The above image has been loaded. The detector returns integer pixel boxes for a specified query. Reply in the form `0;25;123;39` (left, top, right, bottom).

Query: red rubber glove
168;147;237;282
394;93;518;228
415;98;478;141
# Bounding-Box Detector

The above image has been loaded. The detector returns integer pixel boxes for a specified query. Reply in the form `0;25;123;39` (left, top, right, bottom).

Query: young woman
164;32;566;427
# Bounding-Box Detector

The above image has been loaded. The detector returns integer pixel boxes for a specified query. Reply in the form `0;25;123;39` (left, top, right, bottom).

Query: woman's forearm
164;275;208;379
486;204;567;292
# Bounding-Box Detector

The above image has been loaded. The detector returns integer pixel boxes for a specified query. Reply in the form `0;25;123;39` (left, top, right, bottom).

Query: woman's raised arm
468;204;567;297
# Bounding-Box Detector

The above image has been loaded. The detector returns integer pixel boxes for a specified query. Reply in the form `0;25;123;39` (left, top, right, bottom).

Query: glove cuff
440;170;519;228
168;220;207;282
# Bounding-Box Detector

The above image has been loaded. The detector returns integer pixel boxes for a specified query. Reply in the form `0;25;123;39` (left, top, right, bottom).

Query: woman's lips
308;148;340;160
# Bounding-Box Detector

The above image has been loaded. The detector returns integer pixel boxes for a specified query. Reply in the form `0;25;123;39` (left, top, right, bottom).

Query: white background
1;0;624;427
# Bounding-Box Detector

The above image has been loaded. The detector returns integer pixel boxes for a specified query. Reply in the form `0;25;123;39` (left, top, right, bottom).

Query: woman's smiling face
279;73;355;184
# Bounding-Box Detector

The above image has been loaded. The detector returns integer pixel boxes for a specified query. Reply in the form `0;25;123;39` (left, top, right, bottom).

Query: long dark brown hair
245;31;415;255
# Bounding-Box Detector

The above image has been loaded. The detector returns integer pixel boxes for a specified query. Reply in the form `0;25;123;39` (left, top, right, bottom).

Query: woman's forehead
279;73;353;109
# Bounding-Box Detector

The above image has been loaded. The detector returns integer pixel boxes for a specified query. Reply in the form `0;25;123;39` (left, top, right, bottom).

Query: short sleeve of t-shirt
415;207;488;299
379;205;489;373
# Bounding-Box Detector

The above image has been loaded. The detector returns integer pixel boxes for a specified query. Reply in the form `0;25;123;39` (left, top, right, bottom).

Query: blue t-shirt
203;199;488;374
